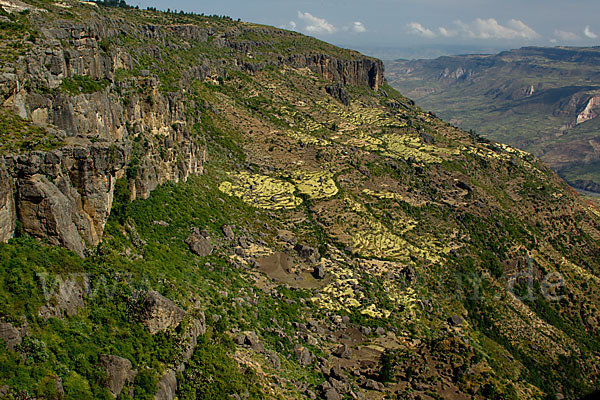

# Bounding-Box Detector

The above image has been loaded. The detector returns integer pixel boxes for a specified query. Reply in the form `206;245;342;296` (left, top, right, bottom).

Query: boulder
244;331;264;352
221;224;235;240
0;322;21;350
324;388;342;400
320;381;342;400
234;331;264;352
313;265;325;279
328;377;350;394
267;351;281;369
155;369;177;400
294;344;314;366
332;345;352;359
185;233;213;257
98;354;137;398
360;326;371;336
449;315;464;327
363;379;384;391
180;314;206;365
328;364;345;381
141;291;186;334
294;243;320;264
277;229;297;245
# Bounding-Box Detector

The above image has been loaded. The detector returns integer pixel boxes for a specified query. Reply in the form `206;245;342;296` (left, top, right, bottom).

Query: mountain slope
385;46;600;192
0;2;600;400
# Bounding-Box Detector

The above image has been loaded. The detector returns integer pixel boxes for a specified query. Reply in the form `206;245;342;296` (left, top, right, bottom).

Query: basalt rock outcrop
140;291;186;334
0;321;28;351
0;162;15;243
98;354;137;398
286;54;384;90
4;144;127;255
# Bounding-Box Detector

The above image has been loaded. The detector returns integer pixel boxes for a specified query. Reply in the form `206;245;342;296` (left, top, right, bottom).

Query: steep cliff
0;161;15;242
4;144;128;255
0;1;380;253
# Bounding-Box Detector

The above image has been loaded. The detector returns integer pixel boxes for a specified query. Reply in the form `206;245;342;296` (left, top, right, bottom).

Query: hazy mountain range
385;46;600;192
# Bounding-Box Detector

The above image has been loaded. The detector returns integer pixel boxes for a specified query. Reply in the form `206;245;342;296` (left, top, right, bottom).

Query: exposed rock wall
0;162;15;243
285;54;384;90
0;17;208;252
0;135;204;254
576;95;600;126
0;15;377;254
1;144;128;255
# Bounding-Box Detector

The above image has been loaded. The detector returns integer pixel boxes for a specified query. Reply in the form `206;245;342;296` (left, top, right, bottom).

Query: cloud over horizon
282;12;367;36
297;11;337;34
352;21;367;33
407;22;436;38
553;29;580;41
407;18;540;40
584;25;598;39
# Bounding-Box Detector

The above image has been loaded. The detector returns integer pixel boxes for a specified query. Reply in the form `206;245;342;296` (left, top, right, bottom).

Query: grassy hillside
1;3;600;400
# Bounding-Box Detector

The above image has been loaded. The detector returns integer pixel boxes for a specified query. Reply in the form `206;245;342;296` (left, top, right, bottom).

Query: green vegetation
0;2;599;399
178;330;263;399
0;166;324;398
60;75;110;95
0;111;62;154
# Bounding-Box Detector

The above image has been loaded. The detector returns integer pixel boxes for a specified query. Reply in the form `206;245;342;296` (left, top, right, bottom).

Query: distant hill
385;46;600;192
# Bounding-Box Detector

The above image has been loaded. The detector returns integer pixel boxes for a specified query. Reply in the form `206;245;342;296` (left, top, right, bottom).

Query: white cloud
410;18;540;40
554;29;580;41
281;20;297;31
407;22;436;38
584;25;598;39
352;21;367;33
297;11;337;34
438;26;457;38
457;18;540;40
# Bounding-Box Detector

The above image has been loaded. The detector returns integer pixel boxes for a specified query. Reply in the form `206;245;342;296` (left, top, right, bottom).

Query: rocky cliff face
0;13;213;252
0;5;379;254
0;162;16;243
0;143;128;255
285;54;384;90
575;95;600;126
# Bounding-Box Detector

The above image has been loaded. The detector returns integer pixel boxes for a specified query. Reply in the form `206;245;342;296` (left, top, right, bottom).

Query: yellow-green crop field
219;169;339;209
289;170;339;199
219;172;302;210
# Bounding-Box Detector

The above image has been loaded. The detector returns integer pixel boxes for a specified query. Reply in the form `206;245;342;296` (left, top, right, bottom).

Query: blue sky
129;0;600;57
